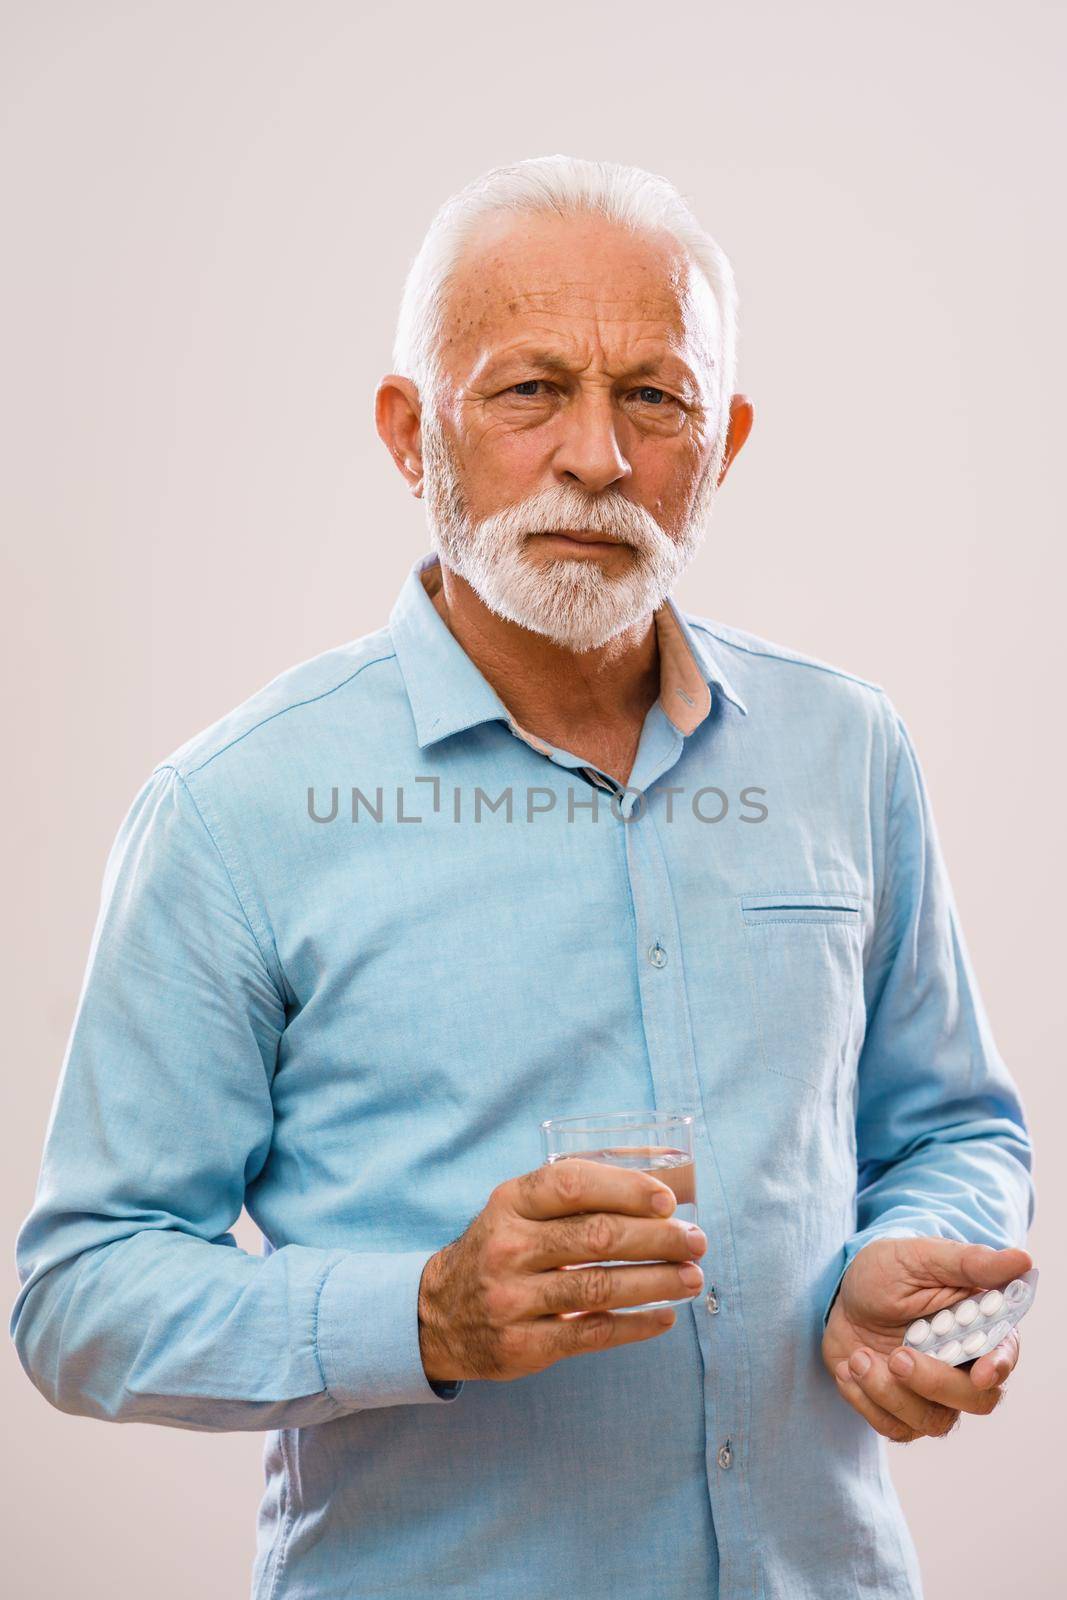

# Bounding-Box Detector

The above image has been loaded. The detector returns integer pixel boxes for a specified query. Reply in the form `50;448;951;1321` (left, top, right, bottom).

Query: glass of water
539;1109;697;1315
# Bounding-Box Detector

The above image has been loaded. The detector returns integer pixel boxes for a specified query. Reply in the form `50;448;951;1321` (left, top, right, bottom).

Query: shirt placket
504;717;758;1599
622;789;758;1599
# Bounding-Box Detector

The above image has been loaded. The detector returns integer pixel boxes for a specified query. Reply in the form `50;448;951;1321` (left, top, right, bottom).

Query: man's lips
533;531;627;551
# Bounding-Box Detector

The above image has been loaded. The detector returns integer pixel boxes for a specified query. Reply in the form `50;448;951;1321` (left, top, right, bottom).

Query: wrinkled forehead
437;211;721;382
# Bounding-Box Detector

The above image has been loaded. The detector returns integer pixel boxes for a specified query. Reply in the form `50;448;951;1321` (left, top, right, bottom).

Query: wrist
418;1250;461;1385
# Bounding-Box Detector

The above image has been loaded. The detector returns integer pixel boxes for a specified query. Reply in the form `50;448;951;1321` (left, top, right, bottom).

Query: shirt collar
388;550;747;752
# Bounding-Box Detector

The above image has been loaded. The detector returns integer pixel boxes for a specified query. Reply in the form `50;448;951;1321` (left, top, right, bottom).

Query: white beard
420;410;724;652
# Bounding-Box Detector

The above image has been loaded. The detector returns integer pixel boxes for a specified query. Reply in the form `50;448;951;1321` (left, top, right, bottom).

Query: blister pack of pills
903;1268;1039;1366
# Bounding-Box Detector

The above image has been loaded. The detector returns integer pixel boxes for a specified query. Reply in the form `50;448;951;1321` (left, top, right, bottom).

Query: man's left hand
822;1238;1032;1442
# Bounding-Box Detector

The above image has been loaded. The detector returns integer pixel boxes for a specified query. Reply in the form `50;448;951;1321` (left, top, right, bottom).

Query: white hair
391;153;739;429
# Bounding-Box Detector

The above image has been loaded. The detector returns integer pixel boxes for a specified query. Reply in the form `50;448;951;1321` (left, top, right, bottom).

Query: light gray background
2;3;1062;1595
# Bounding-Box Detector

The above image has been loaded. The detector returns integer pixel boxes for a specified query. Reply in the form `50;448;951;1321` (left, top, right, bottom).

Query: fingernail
651;1191;675;1215
889;1348;914;1377
849;1350;871;1378
835;1360;851;1383
685;1225;707;1253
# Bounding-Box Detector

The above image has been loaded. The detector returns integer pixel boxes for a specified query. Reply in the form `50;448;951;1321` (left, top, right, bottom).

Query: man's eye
505;380;675;406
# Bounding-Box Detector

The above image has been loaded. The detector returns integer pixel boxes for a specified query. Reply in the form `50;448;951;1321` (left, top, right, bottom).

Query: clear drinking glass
539;1109;697;1315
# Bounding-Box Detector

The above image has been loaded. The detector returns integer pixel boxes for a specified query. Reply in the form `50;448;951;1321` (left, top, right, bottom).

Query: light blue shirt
11;550;1034;1599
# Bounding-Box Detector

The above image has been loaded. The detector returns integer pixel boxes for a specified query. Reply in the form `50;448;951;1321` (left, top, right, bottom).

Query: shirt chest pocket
739;889;868;1092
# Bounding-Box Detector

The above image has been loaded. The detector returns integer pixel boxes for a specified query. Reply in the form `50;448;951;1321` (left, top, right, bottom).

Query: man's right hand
417;1157;708;1383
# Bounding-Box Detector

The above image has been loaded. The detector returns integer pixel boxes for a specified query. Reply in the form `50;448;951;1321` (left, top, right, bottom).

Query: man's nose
551;389;632;494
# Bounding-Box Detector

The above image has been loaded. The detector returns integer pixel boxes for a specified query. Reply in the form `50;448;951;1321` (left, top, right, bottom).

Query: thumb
920;1240;1033;1289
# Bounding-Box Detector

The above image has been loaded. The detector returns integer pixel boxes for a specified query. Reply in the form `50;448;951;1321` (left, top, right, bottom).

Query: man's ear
716;393;754;487
375;375;425;497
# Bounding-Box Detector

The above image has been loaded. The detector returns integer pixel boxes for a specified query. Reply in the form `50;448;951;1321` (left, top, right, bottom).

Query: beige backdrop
2;3;1063;1596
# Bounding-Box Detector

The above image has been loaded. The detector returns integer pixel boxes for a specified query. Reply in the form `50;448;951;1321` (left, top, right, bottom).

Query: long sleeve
9;764;462;1430
824;704;1036;1320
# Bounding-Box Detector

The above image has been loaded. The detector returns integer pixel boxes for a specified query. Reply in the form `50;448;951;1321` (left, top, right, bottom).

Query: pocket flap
740;890;864;925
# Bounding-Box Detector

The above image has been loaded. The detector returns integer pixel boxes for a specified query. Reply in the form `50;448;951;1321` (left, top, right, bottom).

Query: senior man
12;155;1033;1600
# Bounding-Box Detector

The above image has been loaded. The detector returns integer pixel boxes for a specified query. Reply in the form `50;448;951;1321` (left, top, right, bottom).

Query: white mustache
474;485;667;549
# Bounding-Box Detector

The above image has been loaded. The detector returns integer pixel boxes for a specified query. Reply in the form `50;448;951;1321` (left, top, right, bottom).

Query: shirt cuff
822;1224;929;1328
315;1248;466;1409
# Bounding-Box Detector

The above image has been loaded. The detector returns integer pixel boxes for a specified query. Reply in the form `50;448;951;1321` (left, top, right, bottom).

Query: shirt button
717;1440;733;1471
705;1287;720;1315
647;941;668;968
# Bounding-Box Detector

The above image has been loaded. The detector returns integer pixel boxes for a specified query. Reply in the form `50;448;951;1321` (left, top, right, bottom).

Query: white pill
906;1319;931;1345
953;1299;979;1327
937;1339;962;1363
1005;1279;1029;1306
962;1330;987;1356
980;1290;1004;1317
931;1309;956;1335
